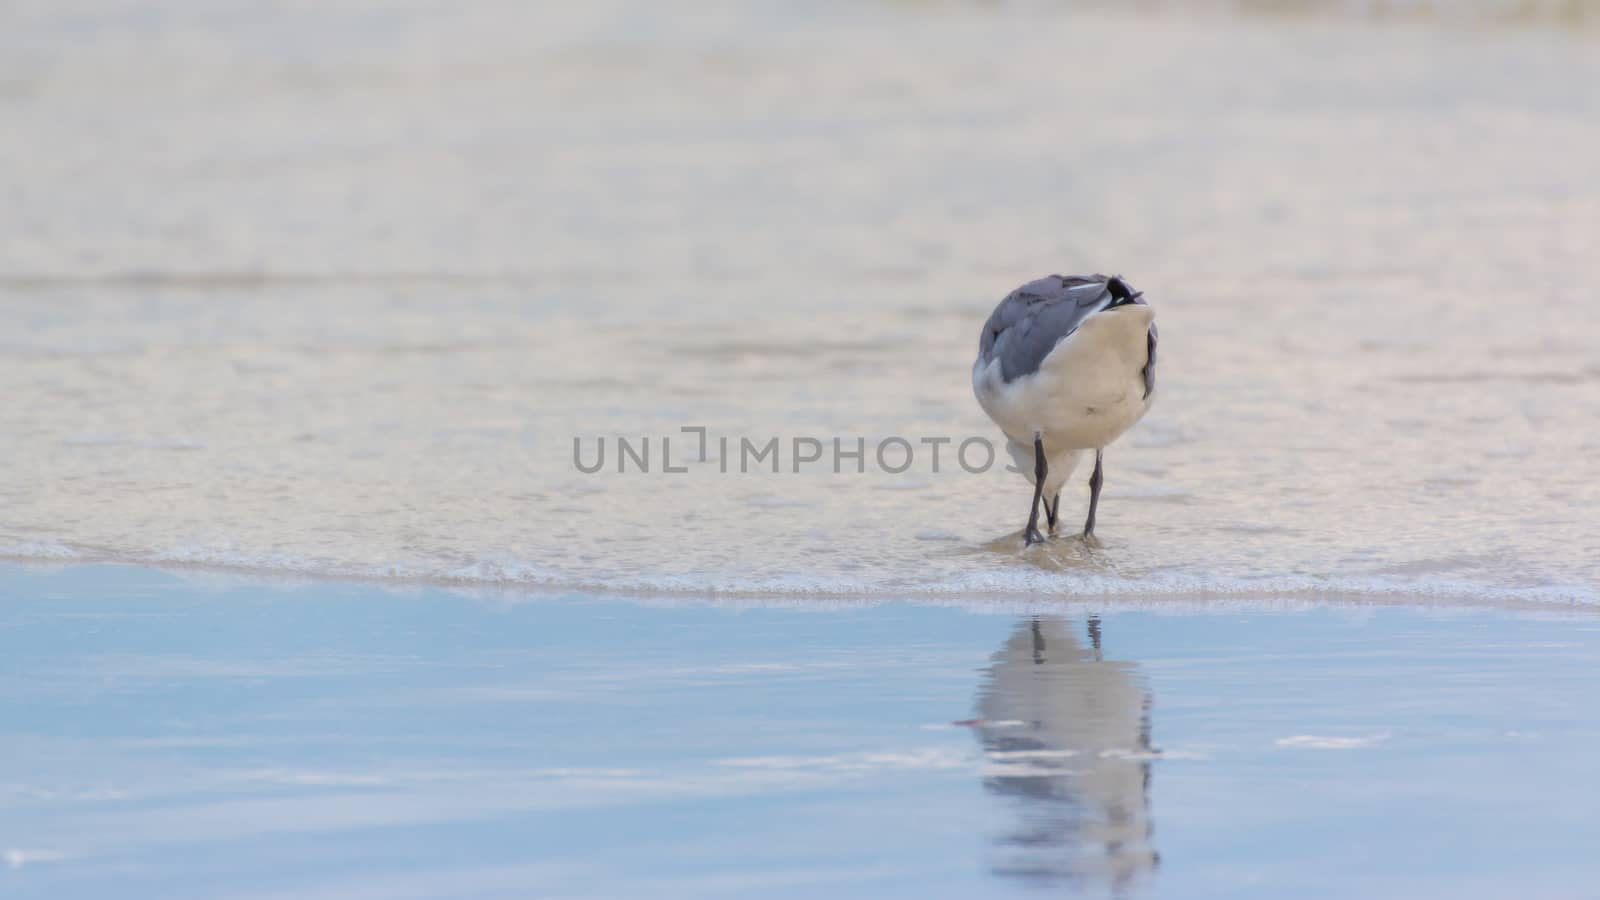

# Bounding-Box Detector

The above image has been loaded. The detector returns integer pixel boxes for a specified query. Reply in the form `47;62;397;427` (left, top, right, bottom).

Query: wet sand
3;3;1599;602
4;565;1599;899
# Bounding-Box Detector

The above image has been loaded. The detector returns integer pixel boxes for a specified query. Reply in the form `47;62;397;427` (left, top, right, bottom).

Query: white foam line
4;848;70;870
980;764;1086;778
1;546;1596;613
1276;732;1391;750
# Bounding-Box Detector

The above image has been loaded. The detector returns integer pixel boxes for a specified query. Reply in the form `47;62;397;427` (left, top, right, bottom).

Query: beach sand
4;565;1599;899
3;2;1598;602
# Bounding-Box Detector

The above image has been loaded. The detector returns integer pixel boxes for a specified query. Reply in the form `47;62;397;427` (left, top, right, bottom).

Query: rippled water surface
3;2;1598;603
5;566;1600;899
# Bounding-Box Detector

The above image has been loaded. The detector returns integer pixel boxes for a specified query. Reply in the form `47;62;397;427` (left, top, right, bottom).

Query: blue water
3;565;1599;898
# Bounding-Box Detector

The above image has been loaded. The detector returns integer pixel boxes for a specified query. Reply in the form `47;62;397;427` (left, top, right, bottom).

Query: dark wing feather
1142;320;1157;399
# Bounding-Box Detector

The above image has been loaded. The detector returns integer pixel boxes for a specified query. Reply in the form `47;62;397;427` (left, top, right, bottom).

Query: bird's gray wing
977;275;1114;383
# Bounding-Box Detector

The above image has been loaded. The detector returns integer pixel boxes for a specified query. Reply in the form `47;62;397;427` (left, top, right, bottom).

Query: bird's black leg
1083;449;1104;538
1043;491;1060;532
1024;433;1047;546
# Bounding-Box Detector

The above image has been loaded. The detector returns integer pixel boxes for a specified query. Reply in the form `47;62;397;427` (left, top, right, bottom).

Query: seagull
973;274;1157;546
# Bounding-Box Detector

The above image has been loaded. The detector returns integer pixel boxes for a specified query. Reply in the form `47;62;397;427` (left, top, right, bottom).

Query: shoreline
3;557;1595;616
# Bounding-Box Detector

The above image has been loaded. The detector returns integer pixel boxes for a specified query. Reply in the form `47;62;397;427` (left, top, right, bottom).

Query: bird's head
1104;277;1145;308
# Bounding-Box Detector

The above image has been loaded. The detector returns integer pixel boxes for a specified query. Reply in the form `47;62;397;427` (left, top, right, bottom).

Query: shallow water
5;566;1600;899
3;2;1598;604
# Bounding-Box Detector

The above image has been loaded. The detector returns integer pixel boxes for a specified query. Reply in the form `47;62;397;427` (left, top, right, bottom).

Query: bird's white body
973;304;1155;499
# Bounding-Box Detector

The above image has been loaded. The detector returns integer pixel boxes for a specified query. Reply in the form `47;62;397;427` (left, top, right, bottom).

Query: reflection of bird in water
971;616;1158;893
